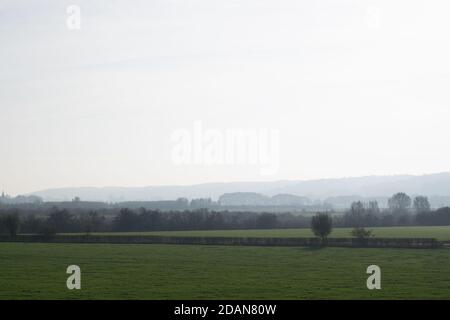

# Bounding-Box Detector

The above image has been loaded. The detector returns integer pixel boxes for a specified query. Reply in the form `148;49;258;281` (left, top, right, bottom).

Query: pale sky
1;0;450;195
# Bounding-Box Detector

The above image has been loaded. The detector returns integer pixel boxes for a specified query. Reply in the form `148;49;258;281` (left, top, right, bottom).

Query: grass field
78;226;450;241
0;242;449;299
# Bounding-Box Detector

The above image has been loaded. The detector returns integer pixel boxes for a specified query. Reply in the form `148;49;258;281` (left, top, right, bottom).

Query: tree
257;213;277;229
413;196;431;214
79;211;102;235
347;201;365;227
47;208;74;233
416;207;450;226
21;214;42;234
344;201;380;228
367;201;380;215
311;213;332;243
388;193;412;215
140;210;164;231
113;208;140;231
3;213;20;237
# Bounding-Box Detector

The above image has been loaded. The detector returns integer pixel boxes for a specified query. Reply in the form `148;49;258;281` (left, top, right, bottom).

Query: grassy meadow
72;226;450;241
0;242;449;300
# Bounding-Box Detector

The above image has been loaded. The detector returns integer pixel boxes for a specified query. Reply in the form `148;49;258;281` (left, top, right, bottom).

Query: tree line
341;193;450;227
0;208;286;236
0;192;449;237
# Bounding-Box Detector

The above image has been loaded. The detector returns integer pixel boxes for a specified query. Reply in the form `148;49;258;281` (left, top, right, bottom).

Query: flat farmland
79;226;450;241
0;243;449;299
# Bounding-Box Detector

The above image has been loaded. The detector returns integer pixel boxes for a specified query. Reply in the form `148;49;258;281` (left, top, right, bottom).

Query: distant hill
219;193;311;206
27;181;298;202
28;172;450;204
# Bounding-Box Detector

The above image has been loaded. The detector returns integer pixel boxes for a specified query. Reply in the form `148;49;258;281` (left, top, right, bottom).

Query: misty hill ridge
28;172;450;202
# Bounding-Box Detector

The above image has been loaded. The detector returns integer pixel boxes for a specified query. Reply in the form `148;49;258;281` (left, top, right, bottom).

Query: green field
0;242;449;299
78;226;450;241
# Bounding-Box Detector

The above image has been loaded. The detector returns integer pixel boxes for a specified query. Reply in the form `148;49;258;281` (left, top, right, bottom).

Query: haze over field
28;172;450;202
1;0;450;196
1;1;450;305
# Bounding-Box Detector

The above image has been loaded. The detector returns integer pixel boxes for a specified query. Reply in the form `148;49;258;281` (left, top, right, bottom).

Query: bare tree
388;192;412;215
413;196;431;214
368;201;380;215
349;201;365;227
2;213;20;237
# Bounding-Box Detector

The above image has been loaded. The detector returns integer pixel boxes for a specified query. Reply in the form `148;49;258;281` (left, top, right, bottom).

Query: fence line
0;235;442;249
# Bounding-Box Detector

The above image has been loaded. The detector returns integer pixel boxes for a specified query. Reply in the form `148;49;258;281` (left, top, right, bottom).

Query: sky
1;0;450;195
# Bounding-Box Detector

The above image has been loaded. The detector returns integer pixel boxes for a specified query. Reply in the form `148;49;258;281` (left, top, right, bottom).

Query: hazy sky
1;0;450;195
